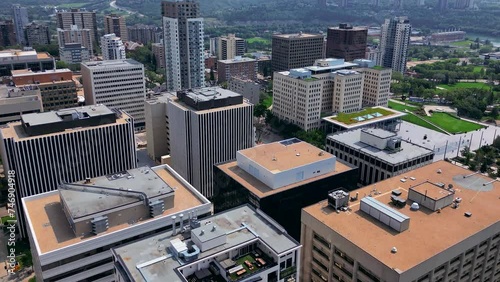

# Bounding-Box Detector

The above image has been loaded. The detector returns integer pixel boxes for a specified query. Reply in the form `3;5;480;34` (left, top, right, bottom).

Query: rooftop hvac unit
91;216;109;235
149;200;165;217
327;189;350;210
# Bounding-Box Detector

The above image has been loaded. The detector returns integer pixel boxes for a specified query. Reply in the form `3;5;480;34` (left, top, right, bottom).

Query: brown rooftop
23;166;204;254
239;141;332;173
217;160;354;198
303;161;500;272
410;181;450;201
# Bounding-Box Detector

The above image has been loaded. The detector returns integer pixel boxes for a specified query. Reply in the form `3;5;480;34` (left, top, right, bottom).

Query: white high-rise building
57;25;94;56
380;17;411;73
81;59;146;128
100;33;126;61
12;5;29;45
162;0;204;91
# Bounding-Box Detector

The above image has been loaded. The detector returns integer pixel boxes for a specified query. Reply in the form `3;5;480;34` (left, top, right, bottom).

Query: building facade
0;105;136;237
326;24;368;62
162;0;204;91
380;17;411;73
100;33;126;61
56;9;98;44
57;25;94;56
300;161;500;282
0;49;54;76
0;20;16;47
217;57;258;83
332;70;364;114
23;164;211;282
59;43;90;64
104;14;127;42
24;23;50;46
358;65;391;107
326;128;434;185
0;85;42;124
272;33;324;72
12;5;29;45
152;42;165;69
228;77;261;105
81;59;146;128
167;87;254;197
365;46;382;66
127;24;161;44
217;33;245;60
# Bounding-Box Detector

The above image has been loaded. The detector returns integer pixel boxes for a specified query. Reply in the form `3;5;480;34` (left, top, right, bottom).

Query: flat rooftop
23;165;207;254
0;49;53;61
239;139;332;173
21;105;114;127
328;128;434;164
172;87;249;113
81;59;142;68
113;205;299;282
217;159;355;199
273;33;323;39
303;161;500;272
218;57;256;64
363;127;397;139
323;106;406;129
60;167;175;219
11;68;72;77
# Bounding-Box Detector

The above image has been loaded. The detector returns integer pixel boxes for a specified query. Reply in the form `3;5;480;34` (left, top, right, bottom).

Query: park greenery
455;138;500;177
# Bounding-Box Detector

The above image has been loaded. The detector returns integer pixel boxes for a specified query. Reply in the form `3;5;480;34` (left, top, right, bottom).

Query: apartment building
24;23;50;46
11;68;78;111
0;85;42;124
57;25;94;56
301;161;500;282
56;9;98;44
127;24;161;44
272;33;324;72
23;164;211;282
81;59;146;128
217;56;257;83
213;138;358;240
0;20;16;47
112;204;300;282
326;128;434;184
380;17;411;73
227;77;260;105
326;24;368;61
12;5;29;45
100;33;126;61
0;49;55;76
162;0;204;91
365;46;382;66
152;42;165;69
104;14;127;42
0;105;136;237
217;33;246;60
59;43;90;64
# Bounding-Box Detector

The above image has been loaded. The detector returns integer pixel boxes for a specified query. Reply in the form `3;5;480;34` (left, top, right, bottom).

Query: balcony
280;266;297;281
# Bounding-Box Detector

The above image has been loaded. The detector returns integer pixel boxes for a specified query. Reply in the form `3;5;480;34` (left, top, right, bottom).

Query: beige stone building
359;66;391;107
300;161;500;282
332;70;364;113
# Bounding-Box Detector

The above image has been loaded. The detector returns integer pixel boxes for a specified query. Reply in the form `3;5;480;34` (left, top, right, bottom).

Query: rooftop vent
391;247;398;253
91;216;109;235
360;197;410;232
410;202;420;211
464;212;472;217
328;189;349;210
149;200;165;218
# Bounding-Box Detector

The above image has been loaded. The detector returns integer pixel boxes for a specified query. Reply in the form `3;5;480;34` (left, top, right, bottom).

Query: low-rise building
300;161;500;282
23;164;212;282
0;49;55;76
0;85;42;124
227;77;260;105
213;138;358;240
112;204;301;282
326;128;434;185
218;56;257;83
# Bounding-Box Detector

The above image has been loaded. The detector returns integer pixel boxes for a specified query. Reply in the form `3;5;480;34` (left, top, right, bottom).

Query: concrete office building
57;25;94;56
23;164;211;282
11;68;78;111
127;24;161;45
0;105;136;237
81;59;146;128
326;128;434;184
12;5;29;45
169;87;254;197
100;33;126;61
104;14;127;42
152;42;165;69
0;49;55;76
228;77;260;105
272;59;359;131
326;24;368;61
56;9;98;44
162;0;204;91
365;46;382;66
380;17;411;73
144;92;175;163
272;33;324;72
59;43;90;64
0;85;42;124
354;60;392;107
214;139;358;240
331;70;364;114
217;56;258;83
113;204;300;282
0;20;16;47
217;33;245;60
300;161;500;282
24;23;50;46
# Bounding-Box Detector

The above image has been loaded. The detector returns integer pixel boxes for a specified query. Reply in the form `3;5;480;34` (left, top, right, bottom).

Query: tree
491;107;499;118
209;68;215;81
254;103;268;117
480;161;488;173
492;136;500;150
56;61;68;69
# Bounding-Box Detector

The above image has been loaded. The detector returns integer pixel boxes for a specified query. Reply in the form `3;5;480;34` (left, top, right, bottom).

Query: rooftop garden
331;107;394;125
372;65;385;70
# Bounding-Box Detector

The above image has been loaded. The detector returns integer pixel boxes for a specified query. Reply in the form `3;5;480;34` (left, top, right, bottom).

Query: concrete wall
145;101;169;161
